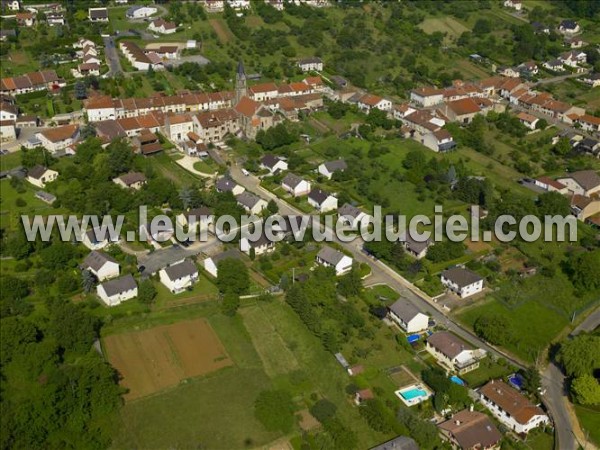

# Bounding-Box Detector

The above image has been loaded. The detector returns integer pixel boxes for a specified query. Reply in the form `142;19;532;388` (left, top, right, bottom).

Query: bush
15;197;27;207
309;399;337;423
254;389;295;433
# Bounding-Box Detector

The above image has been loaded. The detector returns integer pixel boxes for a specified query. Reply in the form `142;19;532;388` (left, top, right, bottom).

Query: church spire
235;59;247;105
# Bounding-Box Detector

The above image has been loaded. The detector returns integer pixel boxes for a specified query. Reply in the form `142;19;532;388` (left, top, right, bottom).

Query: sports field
104;318;232;400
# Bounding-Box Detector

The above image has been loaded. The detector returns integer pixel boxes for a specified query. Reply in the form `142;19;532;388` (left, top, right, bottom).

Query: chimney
455;420;461;426
470;404;474;412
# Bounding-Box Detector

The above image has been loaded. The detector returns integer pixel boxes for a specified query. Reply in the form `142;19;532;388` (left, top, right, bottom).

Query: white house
81;250;120;281
240;229;276;256
558;19;580;35
318;159;347;180
26;165;58;188
88;7;109;22
357;94;392;112
534;176;569;194
338;203;369;229
575;114;600;134
36;124;80;153
543;59;565;72
297;57;323;72
503;0;522;11
441;267;484;298
422;129;456;153
0;103;18;122
236;191;268;215
426;331;487;375
113;172;147;190
387;299;429;333
159;260;199;293
410;87;444;107
281;173;311;197
176;206;213;232
215;177;245;196
557;170;600;197
84;96;116;122
260;154;288;174
517;112;539;130
126;5;158;19
148;18;177;34
559;50;587;67
97;274;138;307
5;0;20;11
0;120;16;142
203;249;243;278
479;380;550;434
82;227;120;251
308;188;338;212
315;246;353;275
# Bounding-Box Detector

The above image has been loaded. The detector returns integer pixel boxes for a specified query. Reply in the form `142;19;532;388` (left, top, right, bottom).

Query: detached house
426;331;487;374
543;59;565;72
82;227;120;251
81;250;120;281
399;231;432;259
88;7;109;22
316;246;353;275
517;112;539;130
479;380;549;434
240;229;276;256
558;19;580;35
534;176;568;194
159;260;199;293
236;191;268;215
216;177;245;196
575;114;600;133
503;0;522;10
26;165;58;188
113;172;147;190
410;87;444;107
387;299;429;333
16;12;36;27
260;154;288;174
36;124;79;153
338;203;369;229
176;206;213;232
203;248;243;278
557;170;600;197
438;409;502;450
422;129;456;153
297;57;323;72
148;18;177;34
318;159;347;180
97;274;138;307
441;267;484;298
357;94;392;112
282;173;311;197
308;188;338;212
559;50;587;67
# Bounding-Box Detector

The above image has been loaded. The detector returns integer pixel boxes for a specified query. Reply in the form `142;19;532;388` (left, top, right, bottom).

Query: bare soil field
104;318;232;401
209;19;233;43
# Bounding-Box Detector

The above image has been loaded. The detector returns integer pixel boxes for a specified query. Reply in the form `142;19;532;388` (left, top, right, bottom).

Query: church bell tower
235;60;247;105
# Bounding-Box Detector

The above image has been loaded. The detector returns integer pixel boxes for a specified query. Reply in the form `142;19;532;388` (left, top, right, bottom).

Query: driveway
175;155;217;177
138;237;219;275
103;36;123;77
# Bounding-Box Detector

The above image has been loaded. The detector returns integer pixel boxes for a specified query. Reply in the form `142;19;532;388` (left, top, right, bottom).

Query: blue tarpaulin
407;334;420;343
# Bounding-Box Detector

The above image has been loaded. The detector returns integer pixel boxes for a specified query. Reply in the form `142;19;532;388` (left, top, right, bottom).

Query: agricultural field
103;318;232;400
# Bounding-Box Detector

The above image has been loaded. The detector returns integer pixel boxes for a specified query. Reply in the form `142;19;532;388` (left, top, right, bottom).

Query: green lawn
153;273;219;308
575;404;600;447
146;153;203;187
460;358;514;388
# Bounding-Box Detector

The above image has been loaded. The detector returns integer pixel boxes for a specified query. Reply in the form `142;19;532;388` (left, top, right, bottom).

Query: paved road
532;70;589;86
103;36;123;77
541;306;600;450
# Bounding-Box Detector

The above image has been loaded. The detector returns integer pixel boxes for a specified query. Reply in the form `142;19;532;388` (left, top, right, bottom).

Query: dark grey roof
441;267;483;288
317;246;346;266
163;259;198;281
182;206;213;221
400;231;431;254
82;250;118;271
89;7;108;18
244;229;275;248
237;60;245;77
323;159;347;172
27;165;49;179
282;172;305;189
388;299;423;323
35;191;56;203
215;177;239;192
271;215;308;234
236;191;263;209
86;227;112;243
99;274;137;297
260;154;282;169
563;170;600;190
338;203;362;219
298;57;322;65
118;171;146;186
308;188;330;204
370;436;419;450
560;19;577;29
427;331;473;359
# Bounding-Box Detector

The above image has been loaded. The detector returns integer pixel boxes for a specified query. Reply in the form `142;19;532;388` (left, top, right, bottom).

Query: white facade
159;263;199;294
261;159;288;174
298;59;323;72
97;282;137;307
89;260;120;281
127;6;157;18
388;309;429;333
441;270;484;298
282;179;311;197
315;252;353;276
26;168;58;188
0;122;16;142
308;194;338;212
410;90;444;107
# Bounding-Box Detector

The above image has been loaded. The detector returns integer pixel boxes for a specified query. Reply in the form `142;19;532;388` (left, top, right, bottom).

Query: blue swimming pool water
401;388;428;400
450;375;465;386
509;374;523;389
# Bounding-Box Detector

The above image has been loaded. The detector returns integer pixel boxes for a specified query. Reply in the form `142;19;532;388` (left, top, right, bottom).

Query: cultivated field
419;17;469;40
104;318;232;400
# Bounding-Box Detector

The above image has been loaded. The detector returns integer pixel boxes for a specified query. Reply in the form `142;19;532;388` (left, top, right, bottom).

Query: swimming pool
401;388;428;400
450;375;466;386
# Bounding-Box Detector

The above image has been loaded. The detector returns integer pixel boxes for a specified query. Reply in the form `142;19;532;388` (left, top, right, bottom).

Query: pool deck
395;383;434;407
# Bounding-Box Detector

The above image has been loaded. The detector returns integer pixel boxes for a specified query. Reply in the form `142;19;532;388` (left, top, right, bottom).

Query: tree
553;137;572;156
216;258;250;295
138;279;157;304
254;389;295;433
337;266;362;297
221;292;240;316
567;250;600;291
46;298;99;353
309;399;337;423
519;366;541;393
40;242;76;269
536;118;548;130
74;80;87;99
571;375;600;405
474;314;514;346
267;199;278;214
536;191;570;217
81;269;96;293
359;399;394;433
557;333;600;378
